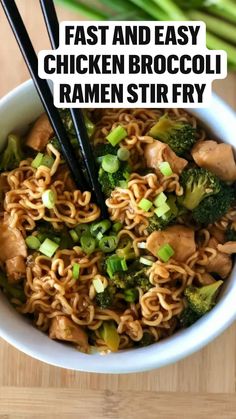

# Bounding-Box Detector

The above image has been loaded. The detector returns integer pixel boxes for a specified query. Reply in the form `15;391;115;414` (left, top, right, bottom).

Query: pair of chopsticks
1;0;107;217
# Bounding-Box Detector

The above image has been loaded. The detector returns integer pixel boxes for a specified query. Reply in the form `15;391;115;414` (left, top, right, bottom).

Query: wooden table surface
0;2;236;418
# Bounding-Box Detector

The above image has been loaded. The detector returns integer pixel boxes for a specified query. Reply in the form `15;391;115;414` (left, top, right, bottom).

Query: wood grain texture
0;1;236;417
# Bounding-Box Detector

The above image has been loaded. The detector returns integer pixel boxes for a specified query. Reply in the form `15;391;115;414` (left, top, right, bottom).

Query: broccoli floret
179;306;200;328
98;163;130;197
180;168;221;210
112;262;151;291
116;237;136;261
0;134;24;171
147;194;186;233
93;143;118;158
192;184;235;225
138;332;155;347
95;286;115;309
226;227;236;242
184;281;223;316
147;214;173;233
149;115;196;156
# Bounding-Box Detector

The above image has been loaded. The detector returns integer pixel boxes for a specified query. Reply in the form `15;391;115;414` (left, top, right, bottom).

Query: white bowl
0;80;236;373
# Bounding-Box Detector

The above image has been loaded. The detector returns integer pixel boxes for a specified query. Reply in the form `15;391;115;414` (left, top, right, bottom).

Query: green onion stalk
55;0;236;71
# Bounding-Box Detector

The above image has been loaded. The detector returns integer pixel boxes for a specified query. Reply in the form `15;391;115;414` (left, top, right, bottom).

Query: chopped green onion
138;198;153;212
99;235;118;253
139;257;154;266
137;242;147;249
154;192;167;208
74;224;90;237
117;147;130;161
157;244;175;263
99;321;120;352
80;234;96;255
119;181;128;189
154;202;170;218
102;154;120;174
121;258;128;270
90;220;111;238
25;235;41;250
106;255;128;278
106;125;127;147
166;195;178;216
42;189;56;209
39;238;59;258
124;288;139;303
72;263;80;280
69;229;79;243
159;162;173;177
93;277;105;293
32;153;43;169
96;232;103;241
41;155;54;168
112;222;123;233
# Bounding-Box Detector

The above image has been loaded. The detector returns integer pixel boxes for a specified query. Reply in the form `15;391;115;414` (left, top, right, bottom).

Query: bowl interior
0;80;236;373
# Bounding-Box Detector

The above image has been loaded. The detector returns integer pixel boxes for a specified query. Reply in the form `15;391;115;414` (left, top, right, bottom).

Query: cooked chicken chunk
6;256;26;283
144;140;188;175
206;237;232;278
0;220;27;263
49;316;88;351
146;225;196;262
192;140;236;182
208;226;225;244
26;113;53;151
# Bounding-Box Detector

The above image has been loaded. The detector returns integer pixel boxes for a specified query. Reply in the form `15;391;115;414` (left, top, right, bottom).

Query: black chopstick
0;0;88;191
39;0;108;218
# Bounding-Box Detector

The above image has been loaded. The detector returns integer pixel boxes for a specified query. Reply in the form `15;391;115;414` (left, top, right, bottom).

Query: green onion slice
72;263;80;280
41;155;54;168
99;235;118;253
99;321;120;352
159;162;173;177
117;147;130;161
32;153;43;169
154;192;167;208
69;229;79;243
93;277;105;293
106;125;127;147
74;224;90;237
80;234;96;255
157;244;175;262
39;238;59;258
106;255;128;278
112;222;123;233
102;154;120;174
138;198;153;212
139;256;154;266
25;235;41;250
90;220;111;238
42;189;56;209
154;202;170;218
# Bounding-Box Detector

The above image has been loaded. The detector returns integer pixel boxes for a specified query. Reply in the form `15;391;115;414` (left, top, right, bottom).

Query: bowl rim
0;79;236;374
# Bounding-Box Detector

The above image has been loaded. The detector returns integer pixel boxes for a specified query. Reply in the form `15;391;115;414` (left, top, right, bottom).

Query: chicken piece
26;113;54;151
198;272;216;285
144;140;188;175
206;237;232;279
146;225;196;262
6;256;26;284
192;140;236;182
217;241;236;254
0;220;27;263
49;316;88;351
